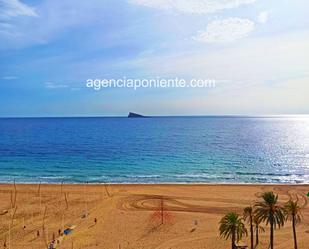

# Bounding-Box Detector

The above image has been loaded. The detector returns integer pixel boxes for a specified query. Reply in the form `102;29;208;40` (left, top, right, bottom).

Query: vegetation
243;206;254;249
253;215;264;246
254;192;285;249
285;198;302;249
219;191;304;249
219;212;247;249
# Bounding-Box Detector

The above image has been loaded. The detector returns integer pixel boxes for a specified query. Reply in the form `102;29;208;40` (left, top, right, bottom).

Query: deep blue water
0;116;309;183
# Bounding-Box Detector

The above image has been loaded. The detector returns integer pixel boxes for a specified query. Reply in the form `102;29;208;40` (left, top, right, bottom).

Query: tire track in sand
117;194;242;215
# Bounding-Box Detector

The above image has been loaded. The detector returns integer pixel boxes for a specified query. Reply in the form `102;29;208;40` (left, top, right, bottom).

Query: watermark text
86;77;216;91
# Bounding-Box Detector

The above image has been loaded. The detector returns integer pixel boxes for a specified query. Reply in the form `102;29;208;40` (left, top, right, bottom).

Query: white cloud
44;82;68;89
70;87;81;91
128;0;256;14
2;75;18;80
0;0;125;49
0;0;37;19
193;18;254;43
258;11;268;24
127;30;309;88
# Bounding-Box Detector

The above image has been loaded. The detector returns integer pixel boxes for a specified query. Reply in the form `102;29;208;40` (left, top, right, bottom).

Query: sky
0;0;309;117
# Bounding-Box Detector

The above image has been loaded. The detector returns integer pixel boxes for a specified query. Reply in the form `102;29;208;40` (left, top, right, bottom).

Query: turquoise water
0;116;309;183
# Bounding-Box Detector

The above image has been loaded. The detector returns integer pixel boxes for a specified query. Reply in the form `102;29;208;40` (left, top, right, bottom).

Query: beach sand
0;184;308;249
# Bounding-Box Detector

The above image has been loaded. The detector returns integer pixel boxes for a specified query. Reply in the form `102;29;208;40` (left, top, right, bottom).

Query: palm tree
253;215;265;247
219;212;247;249
243;207;254;249
254;192;285;249
285;198;302;249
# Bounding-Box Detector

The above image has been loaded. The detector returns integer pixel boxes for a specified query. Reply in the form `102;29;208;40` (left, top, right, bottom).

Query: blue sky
0;0;309;117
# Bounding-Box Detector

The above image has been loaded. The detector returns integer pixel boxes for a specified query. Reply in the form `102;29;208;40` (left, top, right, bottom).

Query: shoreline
1;182;309;186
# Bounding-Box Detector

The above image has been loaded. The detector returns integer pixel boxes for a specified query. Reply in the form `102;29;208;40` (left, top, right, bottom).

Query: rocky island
128;112;146;118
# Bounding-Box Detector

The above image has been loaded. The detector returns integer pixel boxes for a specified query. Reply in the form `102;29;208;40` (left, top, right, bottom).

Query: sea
0;116;309;184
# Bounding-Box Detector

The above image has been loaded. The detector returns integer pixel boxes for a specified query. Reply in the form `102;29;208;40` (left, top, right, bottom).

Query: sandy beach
0;184;308;249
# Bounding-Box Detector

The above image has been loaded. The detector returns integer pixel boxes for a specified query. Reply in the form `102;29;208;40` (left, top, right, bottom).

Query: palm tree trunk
232;228;236;249
292;215;297;249
270;220;274;249
255;224;259;246
250;217;254;249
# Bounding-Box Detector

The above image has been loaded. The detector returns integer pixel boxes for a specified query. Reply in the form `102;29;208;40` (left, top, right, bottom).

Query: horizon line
0;114;309;119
